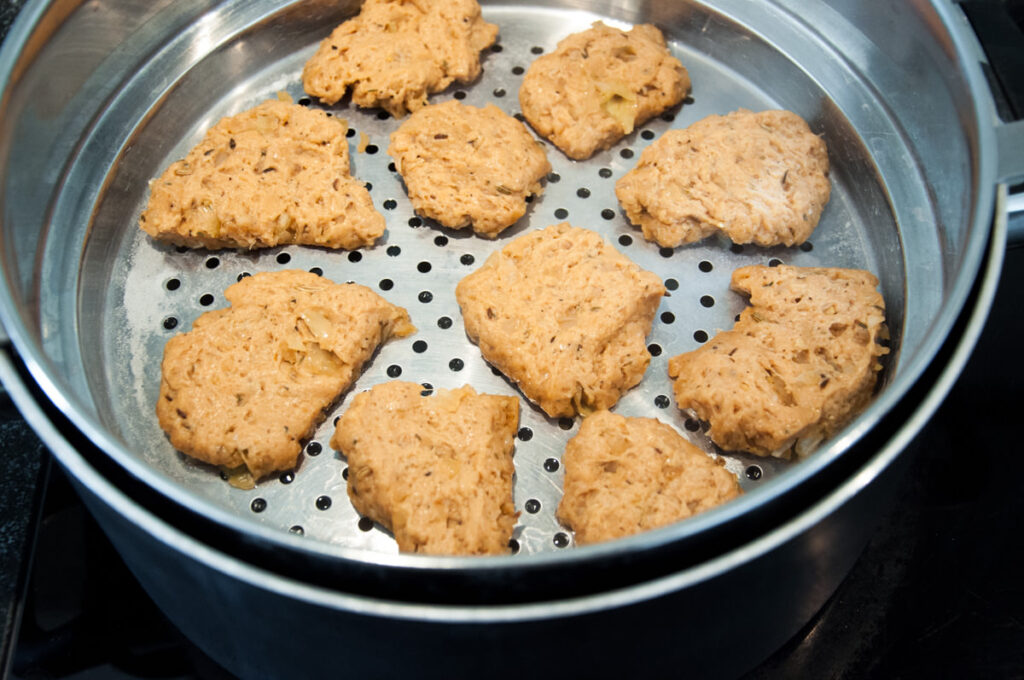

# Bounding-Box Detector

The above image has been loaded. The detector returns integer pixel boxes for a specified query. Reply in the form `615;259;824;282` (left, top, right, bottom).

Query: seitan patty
140;99;384;251
456;223;665;418
668;265;888;458
388;101;551;237
302;0;498;117
157;270;415;480
558;410;742;545
519;22;689;160
615;109;830;248
331;381;519;556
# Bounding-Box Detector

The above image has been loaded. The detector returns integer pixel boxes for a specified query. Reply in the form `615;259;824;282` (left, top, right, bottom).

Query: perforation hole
641;130;655;140
418;290;433;303
553;533;570;548
383;199;398;210
413;340;428;353
525;499;541;514
599;168;612;178
408;217;422;227
387;245;401;256
647;343;662;356
746;465;763;480
602;209;616;220
165;278;181;291
386;364;402;378
437;316;453;329
315;495;332;511
348;251;362;263
543;458;560;472
512;65;524;75
618;235;632;246
576;187;590;198
654;395;670;409
307;442;322;456
205;257;219;269
699;260;713;273
163;317;178;330
379;279;394;291
665;278;678;291
417;261;432;273
250;498;267;513
449;358;464;371
660;311;675;324
434;235;448;247
554;208;568;219
276;252;291;265
460;254;475;266
454;90;467;100
518;427;533;441
358;517;374;531
199;294;215;307
619;149;634;159
694;330;709;343
700;295;715;308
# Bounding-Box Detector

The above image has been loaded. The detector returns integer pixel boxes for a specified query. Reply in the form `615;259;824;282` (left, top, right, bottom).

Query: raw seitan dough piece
331;381;519;555
388;101;551;237
615;109;831;248
519;22;689;160
157;270;415;480
140;99;384;251
667;265;888;458
456;223;665;417
558;410;742;545
302;0;498;117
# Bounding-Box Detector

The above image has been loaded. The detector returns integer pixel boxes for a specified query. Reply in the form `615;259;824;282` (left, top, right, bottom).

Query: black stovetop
2;2;1023;678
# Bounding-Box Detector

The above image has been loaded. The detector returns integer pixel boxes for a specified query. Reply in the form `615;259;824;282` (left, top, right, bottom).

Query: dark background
1;1;1023;678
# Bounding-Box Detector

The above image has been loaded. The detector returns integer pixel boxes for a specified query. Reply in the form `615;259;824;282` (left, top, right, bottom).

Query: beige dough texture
140;99;384;251
667;265;888;458
388;100;551;237
331;381;519;556
615;109;831;248
157;270;415;480
519;22;689;160
456;223;665;418
302;0;498;117
557;410;742;545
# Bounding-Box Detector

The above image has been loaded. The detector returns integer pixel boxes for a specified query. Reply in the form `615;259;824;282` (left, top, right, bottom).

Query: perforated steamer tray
67;1;906;560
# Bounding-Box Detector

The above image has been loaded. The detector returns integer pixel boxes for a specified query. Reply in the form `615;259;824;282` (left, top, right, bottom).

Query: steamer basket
0;0;1020;634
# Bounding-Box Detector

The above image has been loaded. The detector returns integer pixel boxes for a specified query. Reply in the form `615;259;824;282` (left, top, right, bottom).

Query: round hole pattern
543;458;560;472
518;427;533;441
315;495;332;511
525;499;541;514
251;498;267;513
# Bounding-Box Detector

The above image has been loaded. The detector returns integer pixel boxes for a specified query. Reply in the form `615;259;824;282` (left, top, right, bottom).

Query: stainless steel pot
0;0;1021;675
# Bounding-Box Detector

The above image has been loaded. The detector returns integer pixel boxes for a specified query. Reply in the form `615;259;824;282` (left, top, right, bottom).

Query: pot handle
997;120;1024;248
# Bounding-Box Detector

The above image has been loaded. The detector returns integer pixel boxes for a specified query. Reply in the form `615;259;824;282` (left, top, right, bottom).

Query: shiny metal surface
0;0;1010;574
0;205;1004;677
